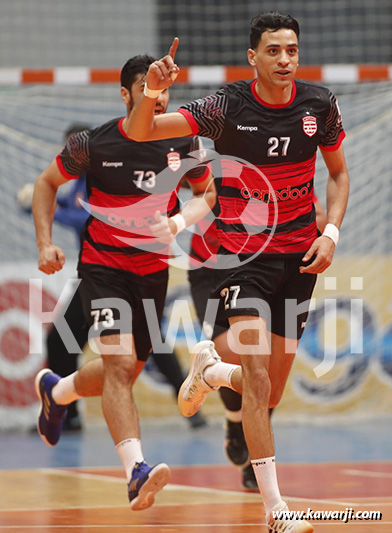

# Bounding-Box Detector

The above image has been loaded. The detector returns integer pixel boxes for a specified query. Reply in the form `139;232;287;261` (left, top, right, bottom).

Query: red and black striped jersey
56;117;208;275
189;220;219;268
179;79;345;255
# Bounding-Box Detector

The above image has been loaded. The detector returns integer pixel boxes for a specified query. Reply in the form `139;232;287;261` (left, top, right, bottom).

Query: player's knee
103;354;136;384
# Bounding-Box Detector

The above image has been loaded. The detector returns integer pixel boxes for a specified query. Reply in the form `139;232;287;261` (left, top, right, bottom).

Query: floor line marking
41;469;262;498
2;500;391;514
44;469;392;503
283;496;392;507
43;468;126;483
344;469;392;479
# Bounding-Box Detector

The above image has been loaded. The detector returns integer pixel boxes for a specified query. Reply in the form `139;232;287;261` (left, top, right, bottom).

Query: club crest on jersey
302;115;318;137
167;151;181;171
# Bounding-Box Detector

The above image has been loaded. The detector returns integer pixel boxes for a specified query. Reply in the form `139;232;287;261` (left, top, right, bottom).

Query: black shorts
188;266;228;341
78;264;168;361
212;250;317;340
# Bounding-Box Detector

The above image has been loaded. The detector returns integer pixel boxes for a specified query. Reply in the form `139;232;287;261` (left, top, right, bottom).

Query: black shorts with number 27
212;249;317;340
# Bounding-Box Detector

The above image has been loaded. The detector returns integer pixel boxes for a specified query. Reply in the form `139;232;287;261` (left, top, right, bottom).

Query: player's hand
149;210;176;244
38;244;65;275
299;236;335;274
145;38;180;91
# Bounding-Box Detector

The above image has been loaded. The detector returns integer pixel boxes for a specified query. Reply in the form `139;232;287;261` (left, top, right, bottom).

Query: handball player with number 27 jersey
127;11;349;532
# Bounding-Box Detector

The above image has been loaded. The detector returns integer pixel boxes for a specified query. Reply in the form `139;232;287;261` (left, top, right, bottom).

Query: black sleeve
319;92;345;149
179;87;229;141
57;130;91;178
184;136;210;182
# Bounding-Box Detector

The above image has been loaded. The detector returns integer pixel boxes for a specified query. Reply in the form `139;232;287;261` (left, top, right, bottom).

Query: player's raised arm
126;38;192;141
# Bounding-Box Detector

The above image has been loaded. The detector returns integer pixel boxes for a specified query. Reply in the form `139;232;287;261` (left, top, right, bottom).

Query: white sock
116;438;145;481
225;409;242;423
204;362;239;389
52;372;82;405
251;456;282;517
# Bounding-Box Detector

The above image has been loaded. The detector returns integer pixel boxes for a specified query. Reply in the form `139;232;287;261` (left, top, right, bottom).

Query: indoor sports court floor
1;417;391;532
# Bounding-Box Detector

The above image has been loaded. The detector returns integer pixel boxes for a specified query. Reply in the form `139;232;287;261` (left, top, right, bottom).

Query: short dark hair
120;54;156;92
250;11;300;49
64;123;91;140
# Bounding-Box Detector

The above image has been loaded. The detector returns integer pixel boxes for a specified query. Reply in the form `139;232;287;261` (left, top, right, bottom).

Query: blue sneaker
35;369;67;446
128;461;170;511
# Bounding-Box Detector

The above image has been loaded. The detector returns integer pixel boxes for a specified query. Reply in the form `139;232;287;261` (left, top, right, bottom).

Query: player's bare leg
99;333;169;510
72;357;104;396
228;316;273;458
99;334;140;442
64;347;147;399
268;333;298;408
228;316;313;531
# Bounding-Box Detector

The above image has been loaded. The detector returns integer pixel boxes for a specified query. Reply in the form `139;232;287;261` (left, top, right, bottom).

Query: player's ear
120;87;130;105
247;48;256;67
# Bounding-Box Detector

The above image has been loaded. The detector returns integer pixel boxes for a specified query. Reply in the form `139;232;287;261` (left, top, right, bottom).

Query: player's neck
254;80;293;106
122;115;130;131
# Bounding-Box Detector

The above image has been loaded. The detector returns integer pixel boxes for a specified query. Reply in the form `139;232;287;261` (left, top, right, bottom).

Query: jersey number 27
267;137;290;157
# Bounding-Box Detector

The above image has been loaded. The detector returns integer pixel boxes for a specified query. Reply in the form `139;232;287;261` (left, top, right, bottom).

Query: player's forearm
326;171;349;229
179;188;216;228
33;176;58;249
127;95;157;141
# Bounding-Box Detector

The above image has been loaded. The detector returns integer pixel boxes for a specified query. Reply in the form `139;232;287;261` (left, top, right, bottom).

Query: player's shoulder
89;117;122;138
164;135;198;152
221;79;253;96
295;79;335;103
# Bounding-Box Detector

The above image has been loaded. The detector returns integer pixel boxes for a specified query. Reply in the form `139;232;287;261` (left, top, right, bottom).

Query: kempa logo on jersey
241;184;311;202
102;161;123;167
237;125;258;132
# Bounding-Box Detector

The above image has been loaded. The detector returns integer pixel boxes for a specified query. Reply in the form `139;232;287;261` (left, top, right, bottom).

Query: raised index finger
168;37;179;60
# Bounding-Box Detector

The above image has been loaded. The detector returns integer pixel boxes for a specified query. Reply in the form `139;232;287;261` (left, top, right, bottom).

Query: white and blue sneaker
35;369;67;446
128;461;170;511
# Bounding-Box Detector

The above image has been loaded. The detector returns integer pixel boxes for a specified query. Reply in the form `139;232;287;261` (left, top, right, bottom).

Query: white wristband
143;85;163;99
322;223;339;246
171;213;186;235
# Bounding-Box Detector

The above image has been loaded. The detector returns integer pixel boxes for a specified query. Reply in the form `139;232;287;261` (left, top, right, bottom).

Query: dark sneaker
224;420;250;468
35;369;67;446
128;461;170;511
242;463;258;490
